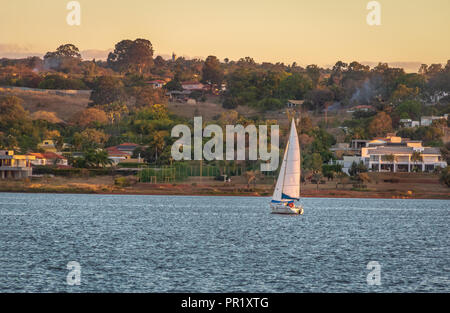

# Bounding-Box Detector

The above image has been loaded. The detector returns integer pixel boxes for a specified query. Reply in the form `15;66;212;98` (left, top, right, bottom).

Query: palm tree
312;172;323;190
411;151;423;172
95;150;113;168
244;170;258;190
384;154;395;172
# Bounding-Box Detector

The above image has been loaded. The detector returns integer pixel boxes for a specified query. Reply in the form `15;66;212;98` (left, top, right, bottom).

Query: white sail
282;119;301;200
271;119;300;203
272;141;289;202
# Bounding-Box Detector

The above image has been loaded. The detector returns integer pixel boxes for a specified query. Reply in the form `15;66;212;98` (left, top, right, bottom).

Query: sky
0;0;449;72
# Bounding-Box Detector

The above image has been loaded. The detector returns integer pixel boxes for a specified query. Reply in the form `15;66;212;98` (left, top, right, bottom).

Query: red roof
28;153;45;159
106;148;129;156
42;152;66;160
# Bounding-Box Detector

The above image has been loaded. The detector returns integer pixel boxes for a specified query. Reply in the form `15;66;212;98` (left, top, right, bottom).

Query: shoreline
1;188;449;200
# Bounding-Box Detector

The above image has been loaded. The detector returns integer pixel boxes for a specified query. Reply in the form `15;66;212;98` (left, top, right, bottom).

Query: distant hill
0;86;91;122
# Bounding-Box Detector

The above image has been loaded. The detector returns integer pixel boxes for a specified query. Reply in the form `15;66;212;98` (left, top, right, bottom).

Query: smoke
350;77;383;105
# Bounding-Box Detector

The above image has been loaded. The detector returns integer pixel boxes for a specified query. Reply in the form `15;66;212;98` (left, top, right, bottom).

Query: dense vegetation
0;39;449;178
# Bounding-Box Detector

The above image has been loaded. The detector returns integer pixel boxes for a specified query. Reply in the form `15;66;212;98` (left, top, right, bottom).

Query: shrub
439;166;450;187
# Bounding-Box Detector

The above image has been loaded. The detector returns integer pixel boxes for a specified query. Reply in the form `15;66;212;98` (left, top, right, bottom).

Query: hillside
0;86;91;122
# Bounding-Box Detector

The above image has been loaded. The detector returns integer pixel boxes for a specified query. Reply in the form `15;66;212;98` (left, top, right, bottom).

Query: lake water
0;193;448;292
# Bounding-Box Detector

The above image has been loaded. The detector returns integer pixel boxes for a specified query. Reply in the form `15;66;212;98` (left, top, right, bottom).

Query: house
0;150;35;179
429;91;450;103
38;139;57;152
286;100;304;108
336;156;363;175
399;119;420;128
146;80;165;88
167;90;192;102
27;153;46;166
336;136;447;173
106;143;140;164
347;105;375;113
361;145;447;172
181;81;205;91
420;114;448;126
28;152;68;166
350;139;370;150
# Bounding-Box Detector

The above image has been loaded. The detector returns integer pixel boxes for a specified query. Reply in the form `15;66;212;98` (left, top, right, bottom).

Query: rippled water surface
0;193;448;292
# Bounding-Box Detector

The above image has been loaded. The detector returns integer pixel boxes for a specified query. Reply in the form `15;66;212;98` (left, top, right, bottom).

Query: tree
410;151;423;171
71;108;108;127
147;130;169;163
79;129;110;149
72;149;112;168
131;85;166;107
391;84;419;103
348;161;368;177
278;73;312;100
394;100;422;120
311;153;323;173
384;154;395;172
31;111;62;124
164;78;183;91
306;64;321;88
244;170;259;190
368;111;393;137
219;110;239;125
45;44;81;59
107;39;154;73
90;76;126;105
312;172;323;190
0;96;30;130
202;55;223;87
305;88;334;112
43;44;82;72
439;166;450;187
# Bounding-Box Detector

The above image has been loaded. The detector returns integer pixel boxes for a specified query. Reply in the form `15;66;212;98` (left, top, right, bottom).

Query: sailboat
270;119;304;215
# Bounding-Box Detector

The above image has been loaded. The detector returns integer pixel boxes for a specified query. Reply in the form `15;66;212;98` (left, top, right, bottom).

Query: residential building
336;156;363;175
28;153;46;166
181;81;205;91
146;80;165;88
28;152;68;166
361;146;446;172
399;119;420;128
38;139;57;152
106;143;140;164
346;105;375;113
0;150;35;179
420;114;448;126
286;100;304;108
336;136;447;173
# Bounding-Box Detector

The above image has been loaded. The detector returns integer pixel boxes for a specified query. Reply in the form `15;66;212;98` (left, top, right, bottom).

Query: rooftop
366;146;441;155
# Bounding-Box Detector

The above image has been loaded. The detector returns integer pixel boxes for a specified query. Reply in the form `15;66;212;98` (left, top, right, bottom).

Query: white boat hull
271;204;304;215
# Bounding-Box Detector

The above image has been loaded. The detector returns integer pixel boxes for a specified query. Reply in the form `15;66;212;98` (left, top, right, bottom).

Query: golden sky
1;0;449;70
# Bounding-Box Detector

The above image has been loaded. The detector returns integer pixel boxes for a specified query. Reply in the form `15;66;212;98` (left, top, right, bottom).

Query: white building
399;119;420;128
336;156;363;175
361;146;446;172
420;114;448;126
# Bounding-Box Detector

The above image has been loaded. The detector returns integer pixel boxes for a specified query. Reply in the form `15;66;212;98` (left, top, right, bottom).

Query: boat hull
271;204;304;215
